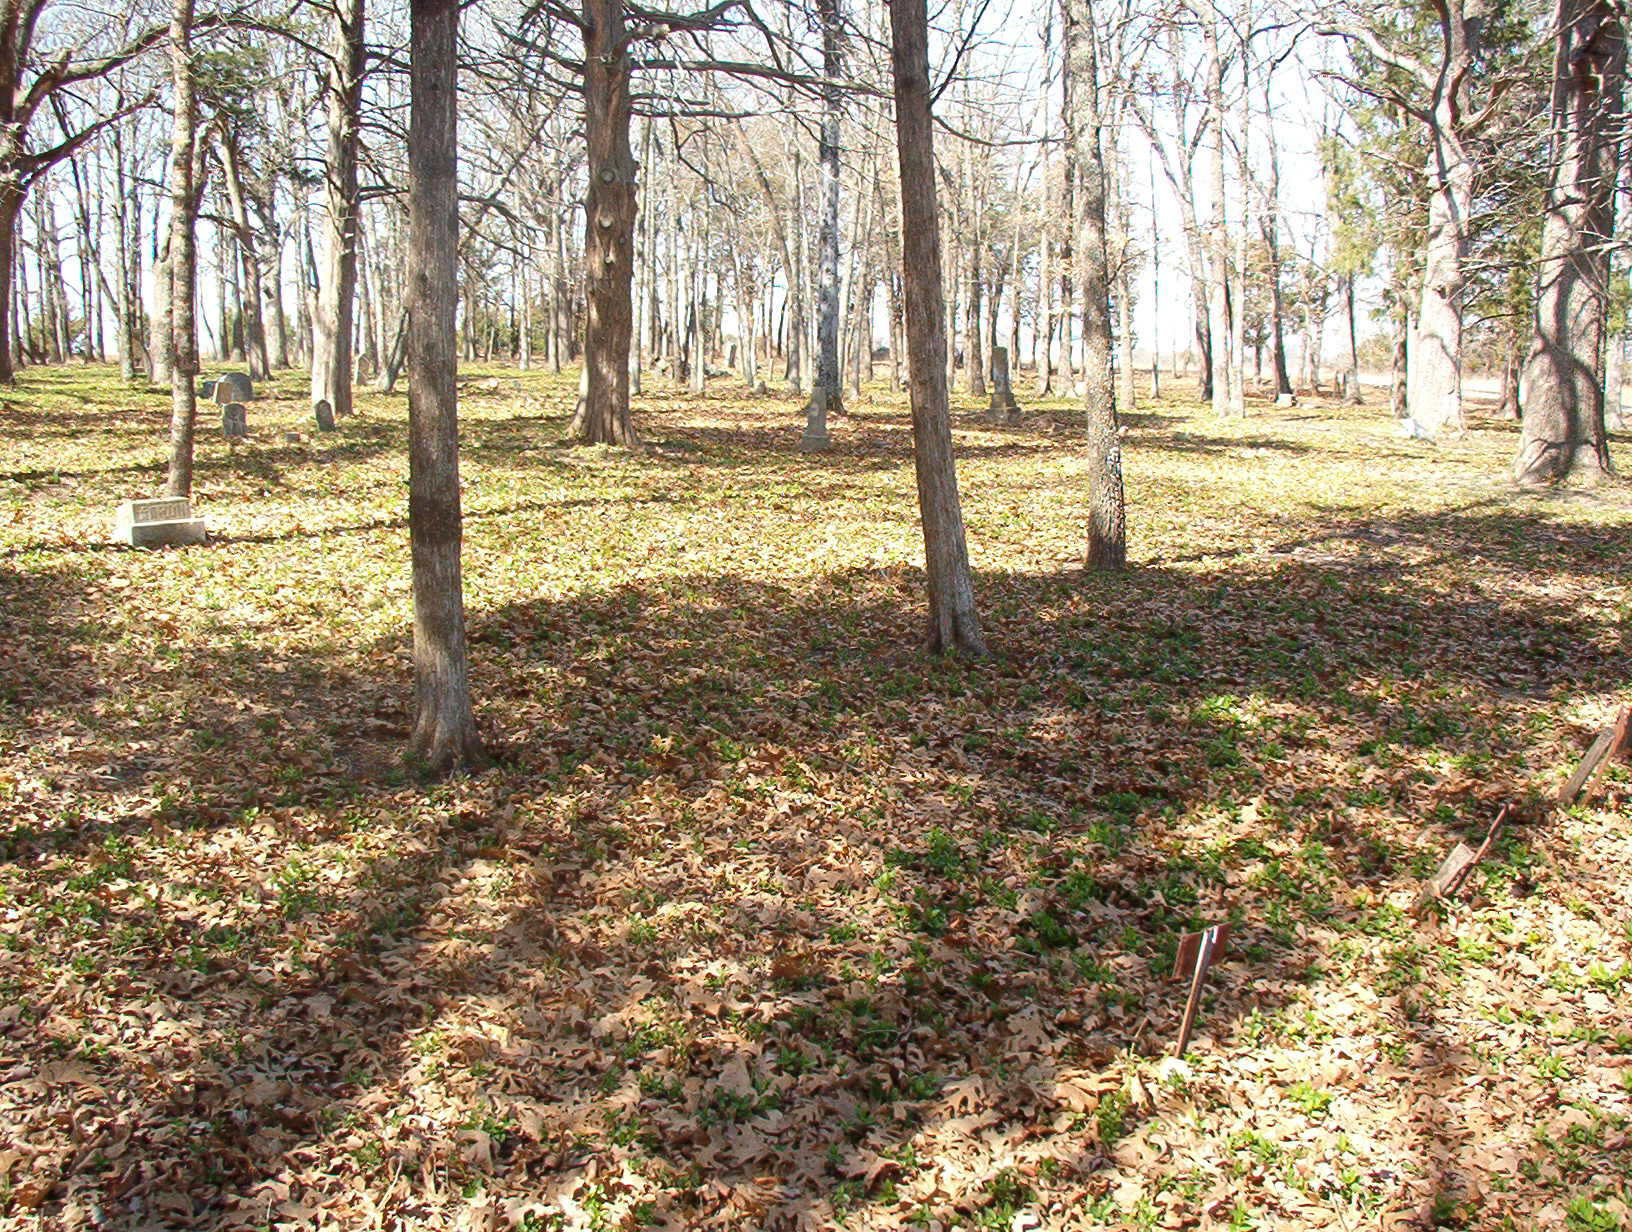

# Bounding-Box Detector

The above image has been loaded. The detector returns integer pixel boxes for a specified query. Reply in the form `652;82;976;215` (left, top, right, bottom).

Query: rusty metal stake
1174;924;1223;1058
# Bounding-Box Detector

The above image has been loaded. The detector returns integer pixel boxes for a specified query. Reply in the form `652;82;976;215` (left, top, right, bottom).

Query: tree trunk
220;133;272;380
802;0;844;449
165;0;199;499
571;3;639;447
1064;0;1125;570
1515;0;1623;483
313;0;364;417
888;0;985;656
1343;272;1362;403
407;0;484;774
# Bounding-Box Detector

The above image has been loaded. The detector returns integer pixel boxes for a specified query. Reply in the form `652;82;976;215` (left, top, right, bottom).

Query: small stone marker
221;403;248;439
314;399;336;432
1275;392;1297;408
200;379;217;400
1170;922;1228;1057
986;346;1021;423
283;430;302;444
114;497;207;548
215;372;254;403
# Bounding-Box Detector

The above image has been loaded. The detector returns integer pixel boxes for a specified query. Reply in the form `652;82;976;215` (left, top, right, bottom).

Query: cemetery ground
1;365;1631;1232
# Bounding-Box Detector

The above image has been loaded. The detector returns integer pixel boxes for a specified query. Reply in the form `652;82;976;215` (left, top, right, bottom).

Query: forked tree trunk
1515;0;1623;484
802;0;844;450
888;0;985;656
571;0;639;446
407;0;484;774
1064;0;1125;571
165;0;199;499
313;0;363;417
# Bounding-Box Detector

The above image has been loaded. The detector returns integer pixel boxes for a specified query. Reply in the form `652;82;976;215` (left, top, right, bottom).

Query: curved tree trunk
407;0;485;774
888;0;985;656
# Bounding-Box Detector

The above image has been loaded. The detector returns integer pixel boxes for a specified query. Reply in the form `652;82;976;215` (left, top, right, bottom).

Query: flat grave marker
114;497;207;548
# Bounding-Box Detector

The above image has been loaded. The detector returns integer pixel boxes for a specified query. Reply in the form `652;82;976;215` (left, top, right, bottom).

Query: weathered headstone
283;430;302;444
221;403;248;439
215;372;254;403
986;346;1021;423
114;497;207;548
1275;392;1297;408
200;379;218;400
314;399;336;432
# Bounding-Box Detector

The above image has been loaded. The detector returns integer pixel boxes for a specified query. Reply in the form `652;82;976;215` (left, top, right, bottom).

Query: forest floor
1;364;1630;1232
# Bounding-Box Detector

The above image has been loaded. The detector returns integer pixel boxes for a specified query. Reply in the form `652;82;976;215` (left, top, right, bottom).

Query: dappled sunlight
1;366;1629;1229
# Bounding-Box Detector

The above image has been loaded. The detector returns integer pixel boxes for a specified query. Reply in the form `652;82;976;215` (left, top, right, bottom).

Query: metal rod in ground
1174;926;1219;1058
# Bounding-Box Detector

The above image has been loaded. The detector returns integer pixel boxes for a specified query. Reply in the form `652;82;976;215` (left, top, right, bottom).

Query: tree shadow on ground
3;500;1626;1227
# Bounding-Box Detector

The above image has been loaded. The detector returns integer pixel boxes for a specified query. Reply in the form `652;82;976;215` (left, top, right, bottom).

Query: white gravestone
114;497;207;548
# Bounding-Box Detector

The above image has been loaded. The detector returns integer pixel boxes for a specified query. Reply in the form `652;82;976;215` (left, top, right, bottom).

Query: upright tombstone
216;372;254;403
221;403;248;439
199;379;218;401
986;346;1021;423
114;497;208;548
314;399;336;432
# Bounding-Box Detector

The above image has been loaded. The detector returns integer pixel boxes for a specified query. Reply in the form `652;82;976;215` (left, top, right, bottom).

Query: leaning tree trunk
313;0;363;418
165;0;199;499
888;0;985;655
407;0;485;774
802;0;844;450
1515;0;1623;484
570;0;639;446
1064;0;1125;571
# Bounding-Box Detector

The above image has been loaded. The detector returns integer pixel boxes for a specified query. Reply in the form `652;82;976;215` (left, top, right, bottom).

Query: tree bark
1064;0;1126;571
313;0;363;418
165;0;199;499
408;0;485;774
888;0;986;655
570;0;638;446
802;0;844;449
1515;0;1623;483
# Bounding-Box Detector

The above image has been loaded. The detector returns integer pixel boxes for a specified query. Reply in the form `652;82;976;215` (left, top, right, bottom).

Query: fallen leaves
1;366;1630;1229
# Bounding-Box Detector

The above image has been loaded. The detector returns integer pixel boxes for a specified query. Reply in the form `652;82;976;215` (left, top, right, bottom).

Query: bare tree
802;0;845;450
165;0;200;498
1065;0;1126;570
887;0;984;654
312;0;364;418
407;0;485;773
